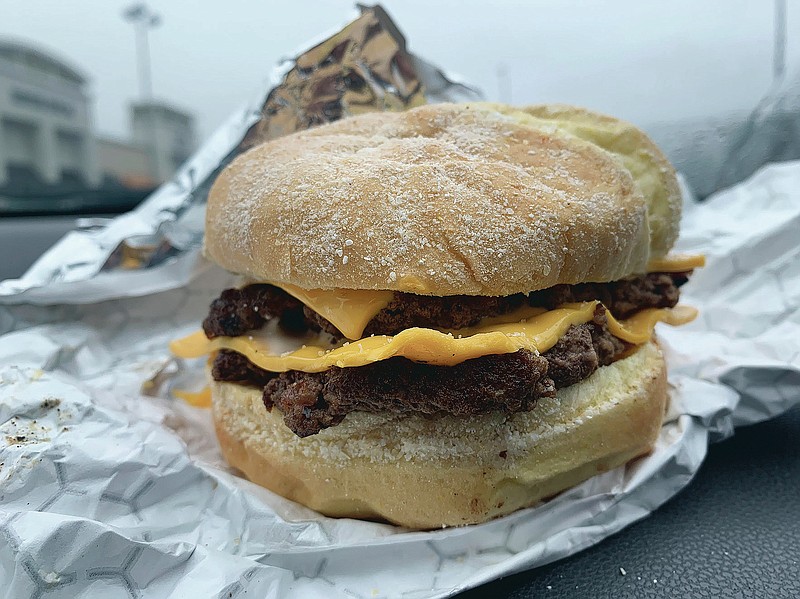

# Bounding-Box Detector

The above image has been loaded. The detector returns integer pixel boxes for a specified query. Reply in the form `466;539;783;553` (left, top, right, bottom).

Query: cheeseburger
171;103;703;529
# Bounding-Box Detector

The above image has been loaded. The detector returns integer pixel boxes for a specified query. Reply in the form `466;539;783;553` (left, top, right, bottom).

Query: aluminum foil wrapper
0;5;480;305
1;162;799;597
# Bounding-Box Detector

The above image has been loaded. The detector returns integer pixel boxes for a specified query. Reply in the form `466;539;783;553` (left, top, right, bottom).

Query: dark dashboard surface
460;406;800;598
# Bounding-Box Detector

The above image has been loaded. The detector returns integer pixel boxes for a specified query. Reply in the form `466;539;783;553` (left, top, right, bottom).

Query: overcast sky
2;1;798;141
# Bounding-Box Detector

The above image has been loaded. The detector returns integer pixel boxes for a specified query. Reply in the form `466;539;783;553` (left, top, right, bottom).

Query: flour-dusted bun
211;341;667;529
514;104;681;257
205;103;680;295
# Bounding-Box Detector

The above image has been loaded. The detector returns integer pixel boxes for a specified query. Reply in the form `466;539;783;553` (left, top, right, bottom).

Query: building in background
94;135;154;190
131;101;196;184
0;40;100;192
0;38;196;202
94;101;196;192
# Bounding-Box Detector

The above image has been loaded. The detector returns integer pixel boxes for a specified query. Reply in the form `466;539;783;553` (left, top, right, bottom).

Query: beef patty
212;305;629;437
202;272;687;341
204;274;684;437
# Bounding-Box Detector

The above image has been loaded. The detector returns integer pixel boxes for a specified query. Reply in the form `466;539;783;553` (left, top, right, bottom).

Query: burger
171;102;703;529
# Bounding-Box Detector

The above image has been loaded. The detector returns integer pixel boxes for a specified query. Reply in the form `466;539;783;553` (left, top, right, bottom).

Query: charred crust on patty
204;276;665;438
260;350;552;438
202;284;309;339
211;304;631;437
202;272;687;341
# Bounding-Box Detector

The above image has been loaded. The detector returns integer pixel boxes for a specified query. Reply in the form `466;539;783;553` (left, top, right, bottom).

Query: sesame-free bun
211;341;667;529
514;104;681;258
204;103;681;296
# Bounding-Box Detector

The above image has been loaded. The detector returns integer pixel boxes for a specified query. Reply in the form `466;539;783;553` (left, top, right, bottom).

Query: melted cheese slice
275;283;393;340
170;302;697;373
646;253;705;272
607;304;697;343
173;387;212;408
264;254;702;340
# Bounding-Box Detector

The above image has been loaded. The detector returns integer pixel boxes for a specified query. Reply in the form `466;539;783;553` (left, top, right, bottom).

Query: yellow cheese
275;283;393;340
173;387;212;408
170;302;697;373
260;254;702;340
647;253;705;272
606;304;698;344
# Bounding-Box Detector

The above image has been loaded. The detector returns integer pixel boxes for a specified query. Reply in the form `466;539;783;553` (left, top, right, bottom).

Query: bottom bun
211;340;667;529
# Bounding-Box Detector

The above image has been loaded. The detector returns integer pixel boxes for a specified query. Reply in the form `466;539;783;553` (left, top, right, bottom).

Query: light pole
496;63;512;104
773;0;787;85
123;3;161;100
123;3;161;182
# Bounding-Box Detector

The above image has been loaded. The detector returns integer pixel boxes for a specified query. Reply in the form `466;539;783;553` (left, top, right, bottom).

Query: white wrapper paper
1;157;799;597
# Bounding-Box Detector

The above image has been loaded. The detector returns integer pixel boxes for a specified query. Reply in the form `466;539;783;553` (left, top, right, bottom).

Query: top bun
205;103;680;296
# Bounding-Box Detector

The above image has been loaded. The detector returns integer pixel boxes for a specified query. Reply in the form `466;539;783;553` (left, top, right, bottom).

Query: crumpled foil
0;4;480;305
1;161;799;597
